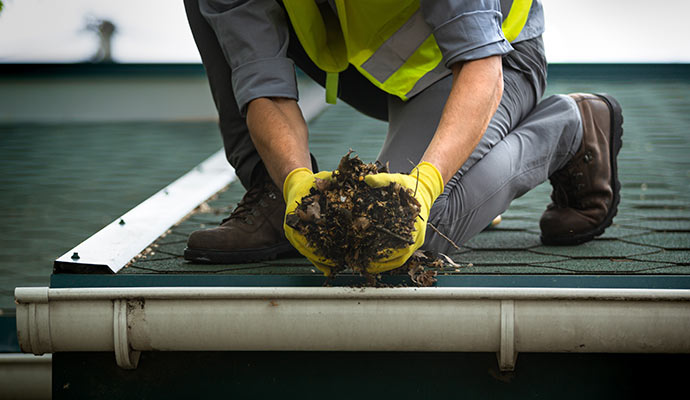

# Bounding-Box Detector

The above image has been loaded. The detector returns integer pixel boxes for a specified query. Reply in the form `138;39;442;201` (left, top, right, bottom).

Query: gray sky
0;0;688;63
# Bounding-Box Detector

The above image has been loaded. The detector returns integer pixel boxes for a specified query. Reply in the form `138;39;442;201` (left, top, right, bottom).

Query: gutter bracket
113;299;140;370
498;299;517;371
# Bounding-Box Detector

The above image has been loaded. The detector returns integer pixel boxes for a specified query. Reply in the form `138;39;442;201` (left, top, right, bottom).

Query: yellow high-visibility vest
283;0;532;104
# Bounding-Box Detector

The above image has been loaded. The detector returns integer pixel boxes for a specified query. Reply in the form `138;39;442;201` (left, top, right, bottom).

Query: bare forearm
246;97;312;187
421;56;503;184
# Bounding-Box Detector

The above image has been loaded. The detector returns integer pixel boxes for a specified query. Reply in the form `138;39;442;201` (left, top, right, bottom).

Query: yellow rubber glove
283;168;336;275
363;162;444;274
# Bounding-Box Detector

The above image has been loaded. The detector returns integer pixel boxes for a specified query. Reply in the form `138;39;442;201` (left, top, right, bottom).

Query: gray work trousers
184;0;583;253
381;38;584;252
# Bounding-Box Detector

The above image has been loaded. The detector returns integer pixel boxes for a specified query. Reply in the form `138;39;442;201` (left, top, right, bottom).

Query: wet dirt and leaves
286;151;451;286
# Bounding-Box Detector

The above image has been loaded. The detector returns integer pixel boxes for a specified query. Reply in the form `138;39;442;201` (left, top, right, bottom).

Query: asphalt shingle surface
123;70;690;277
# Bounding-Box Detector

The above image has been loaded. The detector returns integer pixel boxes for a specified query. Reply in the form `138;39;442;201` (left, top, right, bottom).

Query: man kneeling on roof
182;0;623;274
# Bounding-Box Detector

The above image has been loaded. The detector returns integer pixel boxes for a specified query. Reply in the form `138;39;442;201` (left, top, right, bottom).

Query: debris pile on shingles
404;250;443;287
286;151;447;287
385;250;462;287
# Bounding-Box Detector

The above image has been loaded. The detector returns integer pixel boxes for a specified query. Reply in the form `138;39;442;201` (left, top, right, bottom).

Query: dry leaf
305;201;321;221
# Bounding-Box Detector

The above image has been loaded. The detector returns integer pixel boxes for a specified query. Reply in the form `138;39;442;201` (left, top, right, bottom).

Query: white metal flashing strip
15;286;690;371
54;150;236;273
53;82;327;274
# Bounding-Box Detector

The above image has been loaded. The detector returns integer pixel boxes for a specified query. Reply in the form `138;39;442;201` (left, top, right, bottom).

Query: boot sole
184;242;298;264
541;93;624;246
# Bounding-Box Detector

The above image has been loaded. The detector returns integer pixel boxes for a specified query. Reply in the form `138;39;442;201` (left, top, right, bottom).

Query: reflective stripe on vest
502;0;533;42
283;0;533;104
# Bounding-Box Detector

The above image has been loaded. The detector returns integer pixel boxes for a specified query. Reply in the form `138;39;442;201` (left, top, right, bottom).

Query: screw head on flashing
71;252;80;260
119;219;126;225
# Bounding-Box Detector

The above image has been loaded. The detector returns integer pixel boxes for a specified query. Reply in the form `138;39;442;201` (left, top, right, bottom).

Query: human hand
282;168;336;275
363;162;444;273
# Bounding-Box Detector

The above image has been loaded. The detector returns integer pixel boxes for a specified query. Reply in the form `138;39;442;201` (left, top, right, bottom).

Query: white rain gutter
0;354;51;400
15;286;690;371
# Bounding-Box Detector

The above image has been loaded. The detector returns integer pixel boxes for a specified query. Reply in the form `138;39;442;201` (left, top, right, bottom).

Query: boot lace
550;165;586;209
221;182;278;225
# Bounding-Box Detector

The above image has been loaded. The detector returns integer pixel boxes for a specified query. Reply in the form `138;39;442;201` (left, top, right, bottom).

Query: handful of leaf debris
285;152;422;277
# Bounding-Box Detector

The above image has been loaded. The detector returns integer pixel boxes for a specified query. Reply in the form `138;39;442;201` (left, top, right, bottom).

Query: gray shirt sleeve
199;0;298;116
420;0;514;68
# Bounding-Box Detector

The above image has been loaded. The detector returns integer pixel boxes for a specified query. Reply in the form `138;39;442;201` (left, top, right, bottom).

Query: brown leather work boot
540;93;624;246
184;179;296;263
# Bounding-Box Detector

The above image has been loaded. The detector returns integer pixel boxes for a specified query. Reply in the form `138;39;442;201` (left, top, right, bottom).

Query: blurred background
1;0;688;63
0;0;689;311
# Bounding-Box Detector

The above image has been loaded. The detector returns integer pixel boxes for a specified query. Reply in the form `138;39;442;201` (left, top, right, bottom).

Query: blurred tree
86;17;117;63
